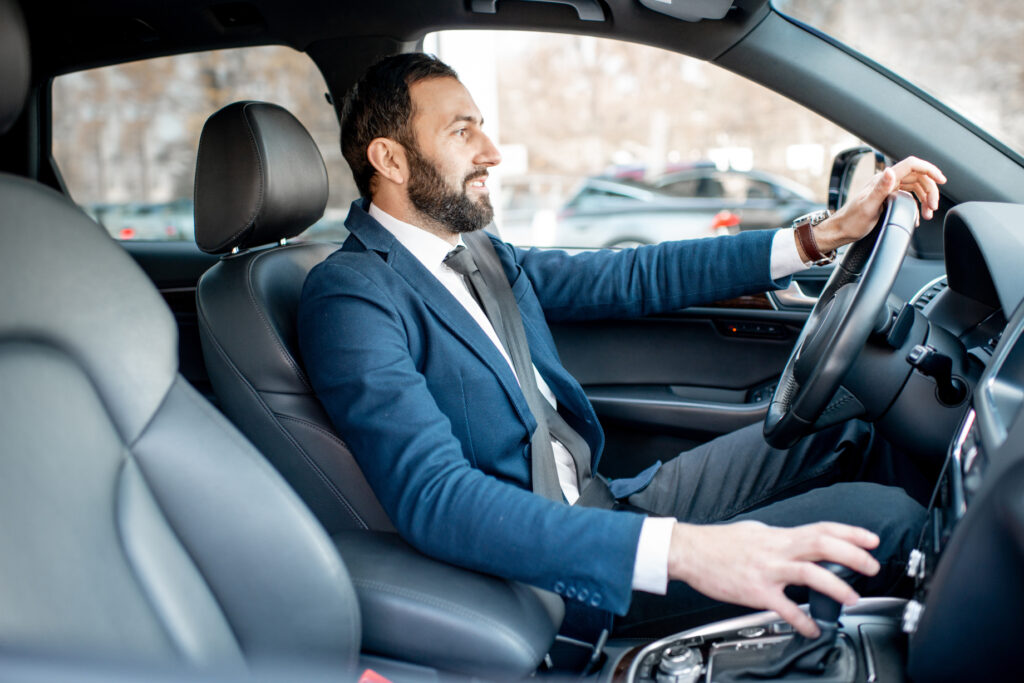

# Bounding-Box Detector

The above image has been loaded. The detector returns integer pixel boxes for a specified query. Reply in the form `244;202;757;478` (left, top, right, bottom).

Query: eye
453;128;467;138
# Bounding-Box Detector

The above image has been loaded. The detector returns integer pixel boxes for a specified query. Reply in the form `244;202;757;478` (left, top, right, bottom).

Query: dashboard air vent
913;276;948;312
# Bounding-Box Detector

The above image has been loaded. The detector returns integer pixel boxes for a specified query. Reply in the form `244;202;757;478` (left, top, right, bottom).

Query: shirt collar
368;203;462;272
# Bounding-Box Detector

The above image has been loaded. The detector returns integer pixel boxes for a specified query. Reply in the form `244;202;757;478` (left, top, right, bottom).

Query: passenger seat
0;4;362;670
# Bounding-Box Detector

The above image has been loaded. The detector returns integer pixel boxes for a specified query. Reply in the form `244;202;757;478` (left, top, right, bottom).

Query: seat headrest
0;0;30;135
194;101;328;254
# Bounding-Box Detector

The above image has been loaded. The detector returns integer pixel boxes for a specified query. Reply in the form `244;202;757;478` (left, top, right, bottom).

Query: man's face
403;77;501;234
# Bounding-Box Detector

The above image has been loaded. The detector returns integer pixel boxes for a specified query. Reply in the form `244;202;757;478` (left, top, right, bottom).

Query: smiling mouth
466;173;488;191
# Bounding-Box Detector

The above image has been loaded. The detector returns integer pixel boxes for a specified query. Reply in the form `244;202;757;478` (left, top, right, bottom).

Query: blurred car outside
552;166;824;249
85;198;195;242
494;173;575;246
84;199;351;243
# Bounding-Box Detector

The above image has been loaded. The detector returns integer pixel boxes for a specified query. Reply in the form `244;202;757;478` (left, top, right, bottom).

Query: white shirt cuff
770;227;810;281
631;516;676;594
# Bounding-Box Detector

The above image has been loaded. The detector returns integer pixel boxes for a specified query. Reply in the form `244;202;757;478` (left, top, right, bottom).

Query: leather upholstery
192;101;564;674
194;101;328;254
0;173;362;670
0;0;29;135
1;7;361;663
197;243;395;532
194;100;394;533
336;532;564;677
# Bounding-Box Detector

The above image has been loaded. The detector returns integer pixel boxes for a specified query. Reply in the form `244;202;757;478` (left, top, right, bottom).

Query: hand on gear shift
714;562;858;682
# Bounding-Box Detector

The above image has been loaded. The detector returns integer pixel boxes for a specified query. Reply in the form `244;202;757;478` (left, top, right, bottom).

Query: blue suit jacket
299;199;782;615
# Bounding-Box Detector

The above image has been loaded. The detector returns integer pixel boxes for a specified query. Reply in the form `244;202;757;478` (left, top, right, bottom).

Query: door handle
772;280;818;308
470;0;606;21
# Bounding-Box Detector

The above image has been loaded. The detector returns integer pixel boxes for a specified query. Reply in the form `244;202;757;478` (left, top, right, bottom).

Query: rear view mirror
828;146;887;212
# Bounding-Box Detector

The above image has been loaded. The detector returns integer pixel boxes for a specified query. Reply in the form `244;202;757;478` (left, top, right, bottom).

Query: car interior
2;0;1024;681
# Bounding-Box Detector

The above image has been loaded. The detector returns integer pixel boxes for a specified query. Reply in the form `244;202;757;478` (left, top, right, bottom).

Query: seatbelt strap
463;230;613;508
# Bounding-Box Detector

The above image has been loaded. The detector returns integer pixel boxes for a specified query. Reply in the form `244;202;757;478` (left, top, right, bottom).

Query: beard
405;144;494;234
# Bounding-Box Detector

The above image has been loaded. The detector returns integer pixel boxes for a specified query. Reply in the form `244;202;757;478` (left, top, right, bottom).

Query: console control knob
656;645;702;683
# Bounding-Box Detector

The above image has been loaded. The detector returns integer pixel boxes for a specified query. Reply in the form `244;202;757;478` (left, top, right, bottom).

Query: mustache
464;168;489;184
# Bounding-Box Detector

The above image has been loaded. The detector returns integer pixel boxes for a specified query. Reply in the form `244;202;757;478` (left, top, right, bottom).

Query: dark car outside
554;167;823;248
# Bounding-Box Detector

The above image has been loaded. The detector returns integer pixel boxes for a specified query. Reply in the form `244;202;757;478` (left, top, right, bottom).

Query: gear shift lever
714;562;858;681
808;561;855;627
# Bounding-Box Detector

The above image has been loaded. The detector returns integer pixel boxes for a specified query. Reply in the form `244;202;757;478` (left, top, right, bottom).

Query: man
299;53;945;638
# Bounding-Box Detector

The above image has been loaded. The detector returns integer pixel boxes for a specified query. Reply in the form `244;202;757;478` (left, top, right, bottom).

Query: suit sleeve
512;229;788;321
299;259;646;615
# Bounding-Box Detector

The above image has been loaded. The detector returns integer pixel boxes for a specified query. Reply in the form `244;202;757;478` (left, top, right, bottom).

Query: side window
52;46;356;243
424;31;861;248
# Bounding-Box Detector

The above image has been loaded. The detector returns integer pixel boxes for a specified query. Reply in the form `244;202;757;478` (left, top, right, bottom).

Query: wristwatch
791;209;836;266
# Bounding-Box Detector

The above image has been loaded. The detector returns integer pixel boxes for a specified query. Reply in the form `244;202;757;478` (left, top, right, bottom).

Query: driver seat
193;101;393;534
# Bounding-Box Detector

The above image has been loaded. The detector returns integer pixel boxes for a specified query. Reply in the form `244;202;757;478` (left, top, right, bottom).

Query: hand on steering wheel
764;191;921;448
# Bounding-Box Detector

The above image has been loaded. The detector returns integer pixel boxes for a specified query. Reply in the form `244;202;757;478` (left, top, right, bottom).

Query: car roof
23;0;772;79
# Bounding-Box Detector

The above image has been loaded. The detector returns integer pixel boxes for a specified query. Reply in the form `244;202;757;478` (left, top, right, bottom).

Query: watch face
793;209;831;228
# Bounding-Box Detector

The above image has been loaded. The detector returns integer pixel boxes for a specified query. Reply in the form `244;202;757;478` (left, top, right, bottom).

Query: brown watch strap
795;221;829;263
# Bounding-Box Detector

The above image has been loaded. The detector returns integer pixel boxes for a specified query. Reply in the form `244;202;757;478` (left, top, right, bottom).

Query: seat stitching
275;414;370;524
244;245;314;392
196;294;367;529
275;413;348;445
131;377;362;644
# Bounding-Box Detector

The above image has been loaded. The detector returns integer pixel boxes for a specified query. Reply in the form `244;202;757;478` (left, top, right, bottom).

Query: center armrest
331;531;564;677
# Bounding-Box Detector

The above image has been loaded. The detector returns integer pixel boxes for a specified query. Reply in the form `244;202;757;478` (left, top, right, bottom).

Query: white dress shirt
369;203;810;595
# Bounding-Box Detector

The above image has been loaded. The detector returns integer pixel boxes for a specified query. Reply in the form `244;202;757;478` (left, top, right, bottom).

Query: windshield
775;0;1024;159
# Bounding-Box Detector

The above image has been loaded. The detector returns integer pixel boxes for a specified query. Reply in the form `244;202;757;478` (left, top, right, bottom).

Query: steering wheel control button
589;592;602;607
884;302;917;348
565;586;577;599
553;581;565;594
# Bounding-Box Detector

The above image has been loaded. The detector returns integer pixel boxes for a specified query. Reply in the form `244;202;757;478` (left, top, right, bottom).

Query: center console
608;298;1024;683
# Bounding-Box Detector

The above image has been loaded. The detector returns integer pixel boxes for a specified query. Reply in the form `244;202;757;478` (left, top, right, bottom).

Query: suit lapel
344;201;536;429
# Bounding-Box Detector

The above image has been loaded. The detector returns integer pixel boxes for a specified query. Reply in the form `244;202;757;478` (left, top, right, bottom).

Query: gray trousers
569;420;929;638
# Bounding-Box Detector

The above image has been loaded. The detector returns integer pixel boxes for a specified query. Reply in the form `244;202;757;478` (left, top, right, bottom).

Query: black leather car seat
190;102;565;675
193;101;393;534
0;1;362;671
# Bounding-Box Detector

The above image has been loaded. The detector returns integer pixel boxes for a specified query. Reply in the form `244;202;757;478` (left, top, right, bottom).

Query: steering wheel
763;191;919;449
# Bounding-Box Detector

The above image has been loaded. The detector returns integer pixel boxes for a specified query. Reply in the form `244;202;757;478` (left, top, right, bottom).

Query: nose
475;132;501;167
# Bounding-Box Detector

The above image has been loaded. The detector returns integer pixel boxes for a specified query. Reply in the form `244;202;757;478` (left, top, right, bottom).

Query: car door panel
551;256;946;477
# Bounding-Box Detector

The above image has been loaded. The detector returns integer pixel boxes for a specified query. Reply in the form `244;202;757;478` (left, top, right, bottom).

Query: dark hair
340;53;459;198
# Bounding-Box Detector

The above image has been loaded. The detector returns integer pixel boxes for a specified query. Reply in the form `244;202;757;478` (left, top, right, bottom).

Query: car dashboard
607;202;1024;682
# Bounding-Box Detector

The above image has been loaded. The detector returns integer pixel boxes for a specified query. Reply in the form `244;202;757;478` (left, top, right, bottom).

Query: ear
366;137;408;186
